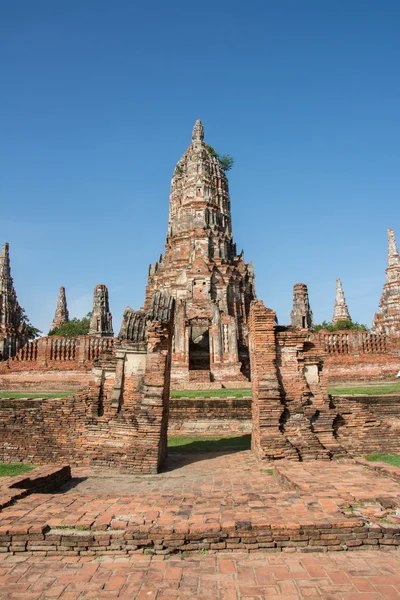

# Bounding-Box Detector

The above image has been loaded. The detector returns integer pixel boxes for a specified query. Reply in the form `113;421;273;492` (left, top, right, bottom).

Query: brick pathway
0;549;400;599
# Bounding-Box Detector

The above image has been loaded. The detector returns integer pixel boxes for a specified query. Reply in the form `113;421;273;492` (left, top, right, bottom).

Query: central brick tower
145;120;256;386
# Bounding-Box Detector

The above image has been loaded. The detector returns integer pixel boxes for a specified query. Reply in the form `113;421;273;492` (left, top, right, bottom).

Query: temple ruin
290;283;313;329
50;286;69;332
0;243;28;359
144;120;256;386
332;278;351;325
372;228;400;337
88;284;114;337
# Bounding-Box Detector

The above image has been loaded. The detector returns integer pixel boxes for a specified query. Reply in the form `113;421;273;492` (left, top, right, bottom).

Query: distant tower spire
0;243;11;287
387;228;400;269
191;119;204;147
372;228;400;336
332;278;351;325
290;283;313;329
88;284;114;337
50;286;69;332
0;242;28;358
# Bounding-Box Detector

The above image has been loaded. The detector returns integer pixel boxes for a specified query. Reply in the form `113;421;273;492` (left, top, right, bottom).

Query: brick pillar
249;301;298;461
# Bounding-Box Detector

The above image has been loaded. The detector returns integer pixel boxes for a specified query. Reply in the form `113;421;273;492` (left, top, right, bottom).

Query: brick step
0;518;398;556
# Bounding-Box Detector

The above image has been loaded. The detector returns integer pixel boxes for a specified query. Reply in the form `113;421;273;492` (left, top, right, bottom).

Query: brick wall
0;336;117;394
0;335;116;372
310;331;400;382
168;396;252;435
0;322;173;474
249;301;345;461
331;394;400;455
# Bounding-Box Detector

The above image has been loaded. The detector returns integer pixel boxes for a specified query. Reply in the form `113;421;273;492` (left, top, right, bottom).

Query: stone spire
332;279;351;325
192;119;204;147
388;228;400;267
0;242;28;358
372;228;400;336
50;286;69;332
88;284;113;337
290;283;313;329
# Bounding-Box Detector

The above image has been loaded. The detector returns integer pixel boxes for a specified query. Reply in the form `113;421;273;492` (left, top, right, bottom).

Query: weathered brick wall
324;354;400;382
0;336;117;393
249;301;345;461
0;335;116;372
0;370;91;391
0;323;172;474
310;331;400;382
168;396;252;435
330;394;400;455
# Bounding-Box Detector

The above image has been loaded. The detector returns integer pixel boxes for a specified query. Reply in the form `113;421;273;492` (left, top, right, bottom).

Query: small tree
20;308;42;340
49;314;91;337
205;144;235;172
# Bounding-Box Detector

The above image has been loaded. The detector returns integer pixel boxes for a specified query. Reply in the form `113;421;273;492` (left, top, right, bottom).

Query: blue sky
1;0;399;333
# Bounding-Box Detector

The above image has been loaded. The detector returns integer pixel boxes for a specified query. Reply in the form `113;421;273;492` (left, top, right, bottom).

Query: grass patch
365;454;400;467
170;388;251;399
168;434;251;453
0;463;35;477
329;383;400;396
0;391;74;399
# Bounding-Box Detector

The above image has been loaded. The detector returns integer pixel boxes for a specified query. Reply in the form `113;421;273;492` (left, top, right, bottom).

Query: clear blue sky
1;1;399;334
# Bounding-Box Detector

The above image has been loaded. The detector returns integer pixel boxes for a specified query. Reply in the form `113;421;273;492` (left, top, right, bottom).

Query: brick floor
0;549;399;599
0;453;399;556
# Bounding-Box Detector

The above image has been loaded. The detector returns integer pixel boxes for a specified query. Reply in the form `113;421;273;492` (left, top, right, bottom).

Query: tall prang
372;228;400;337
332;278;351;325
88;284;114;337
290;283;313;329
144;120;256;386
50;286;69;332
0;242;28;358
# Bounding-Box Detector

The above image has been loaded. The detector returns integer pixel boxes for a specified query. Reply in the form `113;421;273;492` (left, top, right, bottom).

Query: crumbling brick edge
0;465;71;510
0;520;398;555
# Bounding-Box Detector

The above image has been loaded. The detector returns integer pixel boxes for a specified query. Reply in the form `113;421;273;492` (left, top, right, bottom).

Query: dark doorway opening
189;328;210;370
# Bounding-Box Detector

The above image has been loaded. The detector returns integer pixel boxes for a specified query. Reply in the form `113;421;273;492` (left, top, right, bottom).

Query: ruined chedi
50;286;69;332
88;284;114;337
0;242;28;358
144;120;256;385
372;228;400;337
290;283;313;329
332;278;351;325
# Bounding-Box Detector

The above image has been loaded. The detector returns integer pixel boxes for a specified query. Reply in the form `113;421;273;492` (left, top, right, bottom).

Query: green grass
0;391;74;399
329;383;400;396
365;454;400;467
0;463;35;477
168;434;251;453
170;388;251;399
